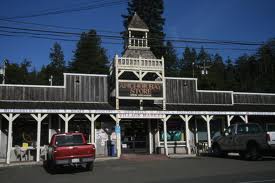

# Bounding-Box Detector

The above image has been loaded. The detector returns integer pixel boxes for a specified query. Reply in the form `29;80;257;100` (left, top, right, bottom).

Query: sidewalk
168;154;198;159
0;157;119;168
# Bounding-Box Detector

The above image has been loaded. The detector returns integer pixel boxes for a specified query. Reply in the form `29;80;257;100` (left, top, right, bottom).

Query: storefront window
159;121;184;141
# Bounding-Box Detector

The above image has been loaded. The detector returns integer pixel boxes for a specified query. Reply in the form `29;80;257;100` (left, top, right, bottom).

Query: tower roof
128;13;149;30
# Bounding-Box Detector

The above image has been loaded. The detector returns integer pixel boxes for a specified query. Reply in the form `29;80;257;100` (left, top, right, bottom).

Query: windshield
55;134;84;147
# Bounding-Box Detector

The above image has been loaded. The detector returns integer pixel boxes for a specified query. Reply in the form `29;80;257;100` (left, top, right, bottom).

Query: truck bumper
55;157;95;165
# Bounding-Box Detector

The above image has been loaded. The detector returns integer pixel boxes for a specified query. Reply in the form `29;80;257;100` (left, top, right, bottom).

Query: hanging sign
119;82;163;98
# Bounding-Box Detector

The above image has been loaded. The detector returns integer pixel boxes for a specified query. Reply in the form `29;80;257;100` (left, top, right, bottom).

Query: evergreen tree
48;42;66;85
208;53;225;89
164;41;178;76
69;30;109;74
122;0;165;58
180;47;197;77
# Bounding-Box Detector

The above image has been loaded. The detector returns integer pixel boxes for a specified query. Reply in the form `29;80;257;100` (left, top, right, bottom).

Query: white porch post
240;115;248;123
58;114;75;133
31;114;48;162
2;113;20;164
85;114;100;144
179;115;193;154
201;115;214;149
110;114;121;157
227;115;234;127
0;116;2;153
148;119;153;154
162;115;171;156
48;114;52;143
195;118;198;144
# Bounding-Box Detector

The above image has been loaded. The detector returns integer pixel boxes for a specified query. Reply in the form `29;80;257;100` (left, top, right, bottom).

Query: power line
0;31;258;52
1;0;128;20
0;25;265;46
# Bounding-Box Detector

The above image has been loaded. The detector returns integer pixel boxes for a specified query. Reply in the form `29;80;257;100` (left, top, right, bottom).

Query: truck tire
85;162;94;171
212;144;226;157
244;143;262;161
46;160;56;174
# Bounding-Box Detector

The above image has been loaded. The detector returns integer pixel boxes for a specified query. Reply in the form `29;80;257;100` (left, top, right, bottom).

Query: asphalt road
1;156;275;183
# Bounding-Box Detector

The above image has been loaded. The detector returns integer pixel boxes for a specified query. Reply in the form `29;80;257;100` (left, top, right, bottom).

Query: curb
0;157;119;168
168;154;198;159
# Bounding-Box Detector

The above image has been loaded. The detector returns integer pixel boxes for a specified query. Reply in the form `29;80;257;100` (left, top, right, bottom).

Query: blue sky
0;0;275;70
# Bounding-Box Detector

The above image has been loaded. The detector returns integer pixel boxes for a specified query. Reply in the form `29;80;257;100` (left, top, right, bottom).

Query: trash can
107;140;116;157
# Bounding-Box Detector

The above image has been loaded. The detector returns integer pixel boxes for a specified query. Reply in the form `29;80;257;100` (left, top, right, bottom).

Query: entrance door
121;120;148;154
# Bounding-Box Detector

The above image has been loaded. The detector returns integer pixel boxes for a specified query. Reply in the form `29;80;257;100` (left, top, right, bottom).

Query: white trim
233;102;275;105
0;84;64;88
166;77;197;81
234;92;275;96
128;28;149;32
197;90;233;93
166;102;233;106
118;96;164;100
64;73;108;77
0;109;275;116
118;80;163;84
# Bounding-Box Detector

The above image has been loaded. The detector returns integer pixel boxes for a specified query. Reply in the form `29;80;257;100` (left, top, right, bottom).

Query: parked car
266;123;275;147
46;132;96;172
212;123;275;160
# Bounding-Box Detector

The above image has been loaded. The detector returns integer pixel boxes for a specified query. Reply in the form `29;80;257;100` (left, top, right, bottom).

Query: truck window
266;124;275;132
55;134;84;146
237;124;261;134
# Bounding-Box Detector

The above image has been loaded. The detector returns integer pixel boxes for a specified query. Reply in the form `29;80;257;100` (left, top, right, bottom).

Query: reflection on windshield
55;135;84;146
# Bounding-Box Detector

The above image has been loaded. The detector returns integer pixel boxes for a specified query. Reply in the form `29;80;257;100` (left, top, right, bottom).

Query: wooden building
1;13;275;164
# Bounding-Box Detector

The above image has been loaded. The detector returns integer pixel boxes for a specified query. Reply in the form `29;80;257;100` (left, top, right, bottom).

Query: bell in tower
126;12;149;48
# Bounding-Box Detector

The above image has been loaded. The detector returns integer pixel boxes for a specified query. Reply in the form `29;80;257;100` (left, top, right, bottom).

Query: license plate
72;158;80;163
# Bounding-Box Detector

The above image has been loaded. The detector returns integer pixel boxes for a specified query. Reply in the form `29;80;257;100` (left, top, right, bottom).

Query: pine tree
48;42;66;85
164;41;178;76
69;30;109;74
122;0;165;58
180;47;197;77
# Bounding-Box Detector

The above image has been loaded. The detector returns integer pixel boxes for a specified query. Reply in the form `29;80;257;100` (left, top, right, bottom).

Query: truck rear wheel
212;144;226;157
244;144;262;161
85;162;94;171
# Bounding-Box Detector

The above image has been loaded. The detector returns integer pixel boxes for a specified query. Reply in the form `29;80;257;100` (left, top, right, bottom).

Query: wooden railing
128;38;148;47
115;56;164;70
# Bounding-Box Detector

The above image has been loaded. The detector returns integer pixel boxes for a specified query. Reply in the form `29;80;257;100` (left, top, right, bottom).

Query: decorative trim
64;73;108;77
234;92;275;96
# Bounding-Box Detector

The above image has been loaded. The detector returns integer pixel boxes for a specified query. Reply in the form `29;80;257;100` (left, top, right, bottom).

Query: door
220;125;235;151
121;120;148;154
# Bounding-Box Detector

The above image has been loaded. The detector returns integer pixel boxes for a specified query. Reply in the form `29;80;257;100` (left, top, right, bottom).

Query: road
0;156;275;183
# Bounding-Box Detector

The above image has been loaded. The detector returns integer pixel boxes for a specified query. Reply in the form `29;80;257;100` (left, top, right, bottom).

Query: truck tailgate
54;144;95;160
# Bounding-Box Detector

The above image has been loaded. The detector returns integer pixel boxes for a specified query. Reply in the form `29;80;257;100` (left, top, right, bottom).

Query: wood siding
65;75;108;102
0;74;108;103
234;94;275;104
166;79;233;104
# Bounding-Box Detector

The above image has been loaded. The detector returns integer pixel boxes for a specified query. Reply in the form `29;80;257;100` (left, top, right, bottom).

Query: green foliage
69;30;109;74
39;42;66;85
164;41;179;76
122;0;165;58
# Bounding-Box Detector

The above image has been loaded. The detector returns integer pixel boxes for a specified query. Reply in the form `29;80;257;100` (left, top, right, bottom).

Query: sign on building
118;81;163;98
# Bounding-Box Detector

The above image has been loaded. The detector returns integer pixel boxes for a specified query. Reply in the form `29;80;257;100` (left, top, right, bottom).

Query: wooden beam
58;114;75;133
2;113;20;164
179;115;193;154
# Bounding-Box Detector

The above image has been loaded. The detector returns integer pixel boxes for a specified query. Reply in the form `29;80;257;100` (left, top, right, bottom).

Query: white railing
115;56;164;70
128;38;148;48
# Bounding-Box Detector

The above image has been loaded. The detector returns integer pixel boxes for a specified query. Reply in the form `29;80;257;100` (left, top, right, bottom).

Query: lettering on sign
119;82;163;97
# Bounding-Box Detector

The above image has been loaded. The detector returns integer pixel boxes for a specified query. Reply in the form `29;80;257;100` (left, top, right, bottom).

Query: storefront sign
118;113;164;119
119;82;163;98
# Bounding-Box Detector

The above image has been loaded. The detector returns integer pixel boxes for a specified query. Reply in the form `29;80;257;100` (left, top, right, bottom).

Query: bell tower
110;13;166;111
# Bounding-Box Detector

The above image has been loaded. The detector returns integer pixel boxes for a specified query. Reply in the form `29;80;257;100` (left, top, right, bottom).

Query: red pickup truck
46;132;96;171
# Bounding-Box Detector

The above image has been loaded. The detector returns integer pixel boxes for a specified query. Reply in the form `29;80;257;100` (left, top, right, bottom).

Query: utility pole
0;59;7;84
49;75;53;86
192;62;195;78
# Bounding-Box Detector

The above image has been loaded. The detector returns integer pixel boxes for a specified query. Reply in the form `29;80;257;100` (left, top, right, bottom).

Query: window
237;124;261;134
55;134;84;147
224;126;234;136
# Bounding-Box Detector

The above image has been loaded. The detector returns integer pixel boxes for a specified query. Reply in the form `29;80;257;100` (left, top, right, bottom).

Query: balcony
115;56;164;71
